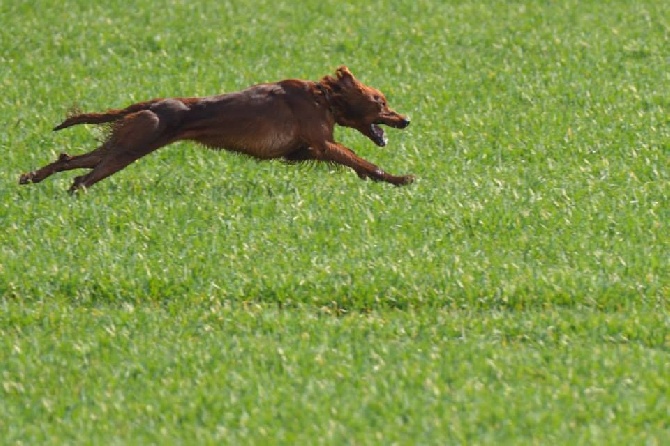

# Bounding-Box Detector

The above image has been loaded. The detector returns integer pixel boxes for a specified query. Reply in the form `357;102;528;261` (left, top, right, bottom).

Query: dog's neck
314;81;337;120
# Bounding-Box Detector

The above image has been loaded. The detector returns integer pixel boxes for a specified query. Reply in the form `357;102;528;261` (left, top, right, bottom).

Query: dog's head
320;66;410;147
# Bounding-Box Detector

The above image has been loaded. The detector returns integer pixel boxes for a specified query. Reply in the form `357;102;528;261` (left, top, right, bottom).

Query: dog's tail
53;99;164;131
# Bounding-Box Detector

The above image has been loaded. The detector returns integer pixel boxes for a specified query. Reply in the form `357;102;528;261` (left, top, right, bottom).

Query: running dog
19;66;414;193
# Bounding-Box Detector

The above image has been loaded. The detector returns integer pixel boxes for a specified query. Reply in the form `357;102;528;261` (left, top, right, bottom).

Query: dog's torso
174;80;333;159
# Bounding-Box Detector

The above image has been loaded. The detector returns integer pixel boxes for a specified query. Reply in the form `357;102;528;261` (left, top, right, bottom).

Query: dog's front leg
316;142;414;186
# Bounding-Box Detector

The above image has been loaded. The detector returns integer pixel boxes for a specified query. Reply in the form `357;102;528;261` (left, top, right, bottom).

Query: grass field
1;0;669;444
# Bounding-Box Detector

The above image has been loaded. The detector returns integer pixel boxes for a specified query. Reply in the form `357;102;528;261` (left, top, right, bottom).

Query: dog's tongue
371;124;388;146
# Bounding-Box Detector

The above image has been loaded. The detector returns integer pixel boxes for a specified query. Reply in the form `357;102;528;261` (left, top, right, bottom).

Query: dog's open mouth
370;124;388;147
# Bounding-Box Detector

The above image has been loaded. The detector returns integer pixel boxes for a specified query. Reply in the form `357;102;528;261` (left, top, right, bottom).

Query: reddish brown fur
19;66;414;193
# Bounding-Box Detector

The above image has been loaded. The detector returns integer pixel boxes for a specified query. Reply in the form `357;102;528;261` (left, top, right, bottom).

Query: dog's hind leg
67;105;181;193
67;143;168;193
316;142;414;186
67;150;148;193
19;148;106;185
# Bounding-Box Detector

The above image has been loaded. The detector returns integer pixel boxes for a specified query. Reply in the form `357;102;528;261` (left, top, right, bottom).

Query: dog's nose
398;117;411;128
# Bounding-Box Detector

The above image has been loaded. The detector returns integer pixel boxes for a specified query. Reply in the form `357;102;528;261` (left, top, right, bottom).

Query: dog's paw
393;174;415;186
19;172;35;184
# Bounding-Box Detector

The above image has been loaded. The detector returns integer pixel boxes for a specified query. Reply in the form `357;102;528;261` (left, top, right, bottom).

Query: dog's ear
336;66;353;78
335;66;357;88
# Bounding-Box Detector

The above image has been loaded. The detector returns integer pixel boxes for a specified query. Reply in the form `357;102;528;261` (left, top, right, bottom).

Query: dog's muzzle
396;118;411;129
369;117;410;147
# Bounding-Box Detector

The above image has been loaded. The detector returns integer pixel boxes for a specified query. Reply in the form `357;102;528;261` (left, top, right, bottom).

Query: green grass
1;0;669;444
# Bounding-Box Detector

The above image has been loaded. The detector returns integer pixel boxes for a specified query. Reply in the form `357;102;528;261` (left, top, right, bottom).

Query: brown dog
19;66;414;193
